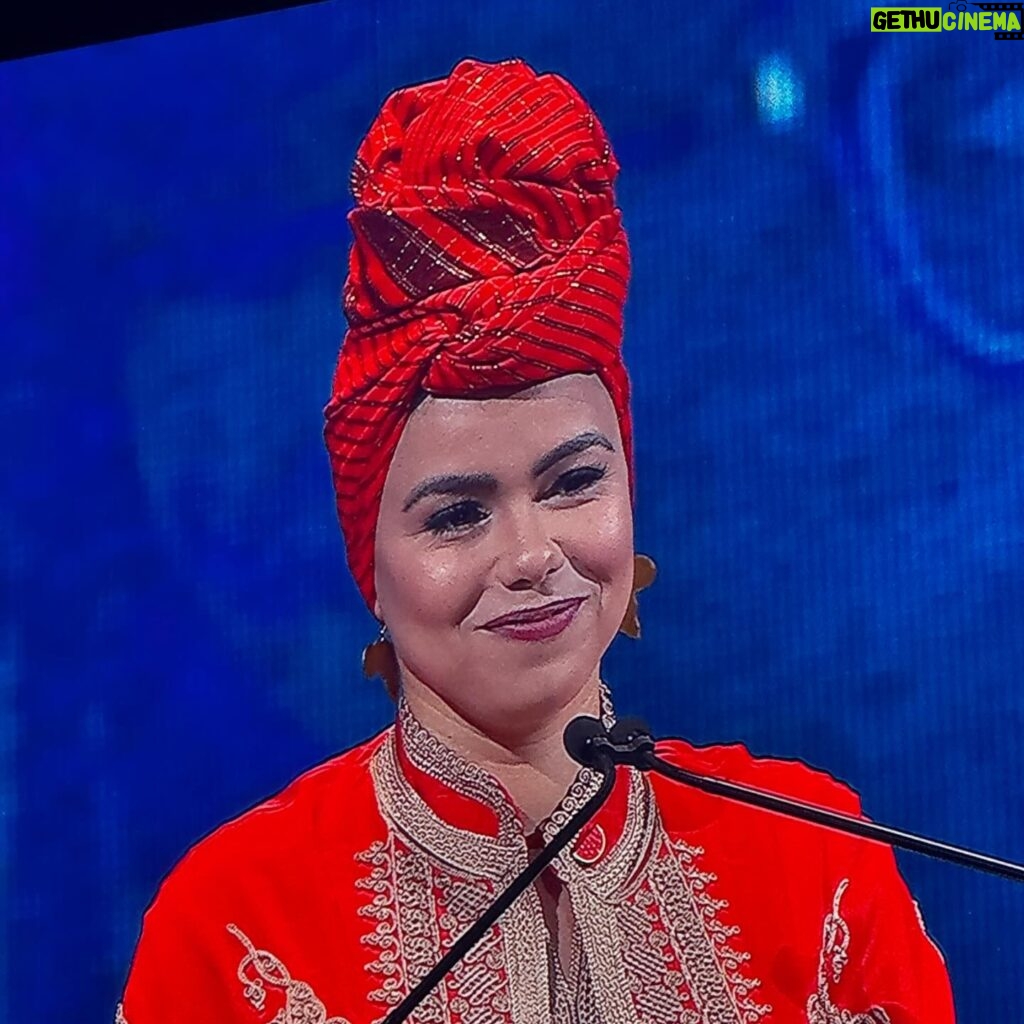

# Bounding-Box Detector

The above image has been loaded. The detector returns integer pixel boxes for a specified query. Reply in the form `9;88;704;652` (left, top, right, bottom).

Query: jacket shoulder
149;728;389;909
651;736;863;822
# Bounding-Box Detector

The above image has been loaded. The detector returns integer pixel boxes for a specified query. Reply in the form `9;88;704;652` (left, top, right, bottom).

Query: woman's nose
497;506;563;588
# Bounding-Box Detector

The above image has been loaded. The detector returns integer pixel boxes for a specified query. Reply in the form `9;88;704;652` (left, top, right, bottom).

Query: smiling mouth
481;597;586;631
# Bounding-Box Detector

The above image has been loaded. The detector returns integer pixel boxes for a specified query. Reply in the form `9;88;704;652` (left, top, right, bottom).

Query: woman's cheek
577;500;632;571
413;544;485;623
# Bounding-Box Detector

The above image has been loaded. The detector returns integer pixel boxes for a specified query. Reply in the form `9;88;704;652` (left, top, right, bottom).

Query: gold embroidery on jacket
357;699;770;1024
540;767;768;1022
806;881;892;1024
227;923;351;1024
663;838;771;1022
357;733;545;1023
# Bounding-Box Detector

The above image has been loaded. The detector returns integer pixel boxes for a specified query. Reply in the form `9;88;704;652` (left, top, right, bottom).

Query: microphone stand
382;752;617;1024
379;713;1024;1024
590;717;1024;885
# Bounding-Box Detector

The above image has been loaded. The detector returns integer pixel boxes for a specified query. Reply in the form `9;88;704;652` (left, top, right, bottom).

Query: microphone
563;713;655;767
564;715;1024;885
562;714;612;767
382;738;616;1024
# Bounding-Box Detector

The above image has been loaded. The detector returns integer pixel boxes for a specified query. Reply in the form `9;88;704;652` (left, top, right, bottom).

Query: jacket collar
371;685;653;881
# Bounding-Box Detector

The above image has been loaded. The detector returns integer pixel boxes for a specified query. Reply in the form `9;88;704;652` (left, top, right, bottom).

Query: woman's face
373;372;635;741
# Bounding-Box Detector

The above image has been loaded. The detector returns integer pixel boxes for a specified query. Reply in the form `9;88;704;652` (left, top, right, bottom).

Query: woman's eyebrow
402;430;615;513
530;430;614;478
403;472;497;513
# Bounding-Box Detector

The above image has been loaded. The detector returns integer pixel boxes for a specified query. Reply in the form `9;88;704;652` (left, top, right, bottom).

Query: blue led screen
3;2;1023;1019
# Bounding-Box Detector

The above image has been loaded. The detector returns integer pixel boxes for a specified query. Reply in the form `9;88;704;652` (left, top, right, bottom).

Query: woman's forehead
388;375;620;472
421;373;611;423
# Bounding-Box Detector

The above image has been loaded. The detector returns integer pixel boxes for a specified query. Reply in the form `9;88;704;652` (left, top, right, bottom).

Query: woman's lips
482;597;585;641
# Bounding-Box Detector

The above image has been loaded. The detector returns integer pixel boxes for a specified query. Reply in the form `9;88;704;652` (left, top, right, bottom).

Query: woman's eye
550;464;606;497
424;500;489;537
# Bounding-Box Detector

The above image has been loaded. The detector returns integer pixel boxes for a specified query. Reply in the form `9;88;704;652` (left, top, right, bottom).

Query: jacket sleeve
809;812;957;1023
115;860;248;1024
654;740;958;1021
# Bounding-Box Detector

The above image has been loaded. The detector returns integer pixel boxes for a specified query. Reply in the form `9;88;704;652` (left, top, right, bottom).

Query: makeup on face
480;596;588;641
372;374;635;734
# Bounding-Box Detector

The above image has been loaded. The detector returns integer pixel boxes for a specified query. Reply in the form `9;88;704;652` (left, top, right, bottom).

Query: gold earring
362;622;401;701
619;553;657;638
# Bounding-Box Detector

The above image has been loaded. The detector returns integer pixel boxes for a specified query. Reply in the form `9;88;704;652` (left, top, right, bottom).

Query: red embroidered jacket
117;702;956;1024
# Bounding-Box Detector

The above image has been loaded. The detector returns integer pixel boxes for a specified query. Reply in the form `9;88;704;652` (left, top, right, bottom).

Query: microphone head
609;716;654;747
563;715;609;768
606;715;656;766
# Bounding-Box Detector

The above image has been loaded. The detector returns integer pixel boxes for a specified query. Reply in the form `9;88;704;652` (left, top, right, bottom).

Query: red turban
324;57;633;614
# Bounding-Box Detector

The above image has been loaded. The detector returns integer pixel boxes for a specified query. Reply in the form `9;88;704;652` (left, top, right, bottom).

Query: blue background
3;0;1023;1019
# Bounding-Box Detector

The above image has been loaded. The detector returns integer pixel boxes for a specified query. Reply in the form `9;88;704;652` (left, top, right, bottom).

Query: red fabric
323;58;633;613
118;736;956;1023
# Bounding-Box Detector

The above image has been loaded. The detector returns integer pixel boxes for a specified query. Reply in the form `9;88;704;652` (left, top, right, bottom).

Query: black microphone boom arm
641;748;1024;885
570;714;1024;885
381;713;1024;1024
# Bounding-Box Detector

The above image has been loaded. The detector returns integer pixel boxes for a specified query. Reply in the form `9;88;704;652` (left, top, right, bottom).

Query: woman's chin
472;671;593;732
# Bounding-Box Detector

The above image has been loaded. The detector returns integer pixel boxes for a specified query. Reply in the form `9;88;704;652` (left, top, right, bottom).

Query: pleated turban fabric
324;57;634;613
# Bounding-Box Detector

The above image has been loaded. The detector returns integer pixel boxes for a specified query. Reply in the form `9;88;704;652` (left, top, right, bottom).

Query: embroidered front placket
354;698;770;1024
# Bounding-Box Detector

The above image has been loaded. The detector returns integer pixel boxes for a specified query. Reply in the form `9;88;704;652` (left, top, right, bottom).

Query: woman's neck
400;673;604;831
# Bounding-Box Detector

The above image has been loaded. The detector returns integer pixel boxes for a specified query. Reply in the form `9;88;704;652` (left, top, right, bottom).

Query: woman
116;58;956;1023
